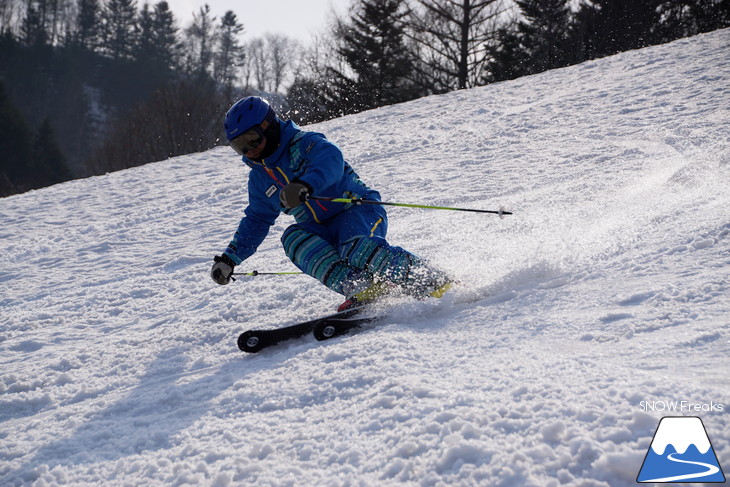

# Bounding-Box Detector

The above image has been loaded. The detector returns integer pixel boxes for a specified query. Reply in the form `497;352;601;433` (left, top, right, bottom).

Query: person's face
244;134;267;159
229;126;266;157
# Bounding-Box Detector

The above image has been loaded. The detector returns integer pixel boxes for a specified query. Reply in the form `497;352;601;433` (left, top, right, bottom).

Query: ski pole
229;270;303;282
308;195;512;216
232;271;303;276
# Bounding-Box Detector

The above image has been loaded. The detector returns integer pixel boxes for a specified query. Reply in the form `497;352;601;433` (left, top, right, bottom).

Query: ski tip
238;331;264;353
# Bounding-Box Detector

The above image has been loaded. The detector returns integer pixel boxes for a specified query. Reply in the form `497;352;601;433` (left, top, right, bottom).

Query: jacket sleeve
223;174;279;264
295;134;346;193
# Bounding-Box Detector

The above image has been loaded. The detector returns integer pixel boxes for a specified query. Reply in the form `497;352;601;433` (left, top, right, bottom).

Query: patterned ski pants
281;204;427;296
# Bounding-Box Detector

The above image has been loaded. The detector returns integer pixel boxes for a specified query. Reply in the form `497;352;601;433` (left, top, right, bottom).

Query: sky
164;0;350;44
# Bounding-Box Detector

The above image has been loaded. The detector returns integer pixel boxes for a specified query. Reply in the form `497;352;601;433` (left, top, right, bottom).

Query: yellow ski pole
308;196;512;216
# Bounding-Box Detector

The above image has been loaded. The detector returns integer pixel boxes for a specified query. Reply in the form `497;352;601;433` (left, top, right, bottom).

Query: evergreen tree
330;0;420;115
75;0;101;51
0;82;70;196
103;0;138;60
516;0;571;74
21;2;48;47
682;0;730;34
286;76;331;124
136;3;155;61
572;0;662;59
214;11;244;87
486;23;531;82
567;1;599;61
184;4;216;76
151;1;179;71
135;1;178;69
656;1;698;41
0;80;33;195
31;119;71;187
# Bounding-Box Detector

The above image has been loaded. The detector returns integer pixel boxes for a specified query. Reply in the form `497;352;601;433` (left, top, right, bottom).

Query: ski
312;313;381;341
237;307;365;353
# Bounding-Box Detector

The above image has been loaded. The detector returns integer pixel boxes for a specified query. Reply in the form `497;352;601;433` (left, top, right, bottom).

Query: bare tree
86;78;224;173
408;0;508;91
266;33;297;93
292;29;340;80
0;0;15;35
238;39;256;90
241;34;298;94
284;30;341;124
246;37;267;91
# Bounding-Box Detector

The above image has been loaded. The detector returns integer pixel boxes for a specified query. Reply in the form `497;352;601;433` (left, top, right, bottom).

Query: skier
211;96;451;311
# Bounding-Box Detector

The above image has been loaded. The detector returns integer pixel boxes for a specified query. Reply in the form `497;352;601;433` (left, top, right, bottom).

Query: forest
1;0;728;197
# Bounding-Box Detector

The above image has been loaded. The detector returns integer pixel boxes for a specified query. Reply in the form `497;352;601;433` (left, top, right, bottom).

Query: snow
649;417;711;455
1;29;729;486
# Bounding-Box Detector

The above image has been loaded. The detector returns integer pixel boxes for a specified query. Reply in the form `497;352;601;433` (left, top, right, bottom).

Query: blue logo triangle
637;417;726;483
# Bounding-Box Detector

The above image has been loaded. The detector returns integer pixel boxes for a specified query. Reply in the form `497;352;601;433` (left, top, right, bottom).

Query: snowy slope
1;29;729;486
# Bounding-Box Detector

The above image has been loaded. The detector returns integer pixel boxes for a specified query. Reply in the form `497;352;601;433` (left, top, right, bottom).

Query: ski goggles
229;126;264;155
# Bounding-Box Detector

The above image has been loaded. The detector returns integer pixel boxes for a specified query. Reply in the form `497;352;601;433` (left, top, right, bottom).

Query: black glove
279;182;311;209
211;254;236;285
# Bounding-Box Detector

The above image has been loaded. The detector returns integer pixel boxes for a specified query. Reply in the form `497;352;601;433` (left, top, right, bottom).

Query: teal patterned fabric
281;224;432;296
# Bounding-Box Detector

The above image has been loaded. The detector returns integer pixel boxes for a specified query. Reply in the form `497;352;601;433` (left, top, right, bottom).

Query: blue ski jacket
223;120;379;264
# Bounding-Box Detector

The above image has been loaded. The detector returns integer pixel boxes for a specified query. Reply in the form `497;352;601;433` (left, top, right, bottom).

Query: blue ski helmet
224;96;281;160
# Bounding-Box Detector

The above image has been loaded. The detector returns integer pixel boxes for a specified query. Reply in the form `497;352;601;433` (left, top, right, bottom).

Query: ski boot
404;272;456;300
337;280;397;312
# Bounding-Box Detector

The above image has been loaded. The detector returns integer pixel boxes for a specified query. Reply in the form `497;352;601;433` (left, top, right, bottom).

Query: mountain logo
637;416;726;483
